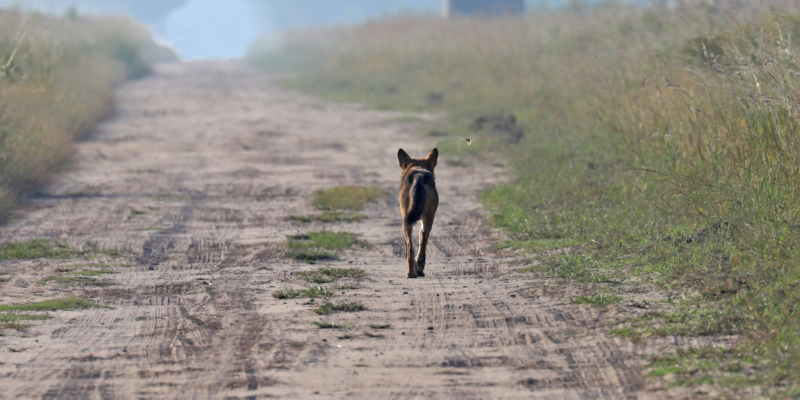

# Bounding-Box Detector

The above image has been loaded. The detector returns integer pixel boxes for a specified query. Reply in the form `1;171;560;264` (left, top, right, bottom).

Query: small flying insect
461;138;472;145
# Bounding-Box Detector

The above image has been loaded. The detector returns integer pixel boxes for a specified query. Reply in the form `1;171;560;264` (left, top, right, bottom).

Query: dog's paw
416;269;425;277
407;273;418;279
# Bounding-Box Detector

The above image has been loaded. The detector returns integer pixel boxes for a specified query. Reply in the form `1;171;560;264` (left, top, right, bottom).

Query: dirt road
0;62;677;399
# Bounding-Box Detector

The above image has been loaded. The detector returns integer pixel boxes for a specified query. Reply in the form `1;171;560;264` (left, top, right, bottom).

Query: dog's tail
404;175;426;226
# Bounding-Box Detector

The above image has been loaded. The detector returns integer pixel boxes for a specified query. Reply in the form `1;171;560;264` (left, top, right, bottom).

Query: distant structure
442;0;526;18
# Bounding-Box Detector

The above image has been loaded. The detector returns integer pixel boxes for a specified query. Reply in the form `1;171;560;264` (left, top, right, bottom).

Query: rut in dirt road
0;62;683;399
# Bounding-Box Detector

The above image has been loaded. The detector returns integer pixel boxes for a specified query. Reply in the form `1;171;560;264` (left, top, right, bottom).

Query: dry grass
0;9;174;222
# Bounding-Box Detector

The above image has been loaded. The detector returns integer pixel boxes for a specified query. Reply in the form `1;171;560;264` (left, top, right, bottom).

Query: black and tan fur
397;148;439;278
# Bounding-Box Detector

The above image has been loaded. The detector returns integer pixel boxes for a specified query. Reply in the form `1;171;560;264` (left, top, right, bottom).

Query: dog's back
397;148;439;278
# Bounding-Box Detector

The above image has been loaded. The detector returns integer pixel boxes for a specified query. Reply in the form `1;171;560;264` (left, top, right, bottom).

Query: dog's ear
426;148;438;169
398;149;411;169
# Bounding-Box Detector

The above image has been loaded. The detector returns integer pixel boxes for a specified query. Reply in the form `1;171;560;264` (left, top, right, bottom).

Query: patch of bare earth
0;62;690;399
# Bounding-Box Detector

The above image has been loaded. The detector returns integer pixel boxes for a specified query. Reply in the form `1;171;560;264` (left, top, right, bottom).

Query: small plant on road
312;186;386;211
286;231;370;262
301;267;366;283
288;211;367;223
0;240;127;260
312;321;352;329
314;300;365;315
302;286;337;298
273;287;302;299
572;293;622;308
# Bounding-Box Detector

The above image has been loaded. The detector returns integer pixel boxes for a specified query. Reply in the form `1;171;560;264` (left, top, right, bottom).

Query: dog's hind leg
416;215;434;277
404;223;417;278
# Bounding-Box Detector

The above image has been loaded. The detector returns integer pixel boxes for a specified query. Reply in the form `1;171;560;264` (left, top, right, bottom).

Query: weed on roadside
288;211;367;223
0;240;77;260
286;231;370;262
272;287;302;299
301;267;366;283
0;240;128;260
572;293;623;308
38;276;117;286
367;323;391;329
312;186;386;211
314;300;365;315
0;313;51;330
302;286;337;298
364;331;385;338
312;321;353;329
0;298;109;312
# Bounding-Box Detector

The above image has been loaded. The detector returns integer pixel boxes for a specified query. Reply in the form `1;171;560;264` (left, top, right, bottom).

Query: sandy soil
0;62;689;399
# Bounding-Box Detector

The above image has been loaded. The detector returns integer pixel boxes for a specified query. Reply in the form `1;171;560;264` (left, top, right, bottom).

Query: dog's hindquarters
401;170;438;278
404;173;427;226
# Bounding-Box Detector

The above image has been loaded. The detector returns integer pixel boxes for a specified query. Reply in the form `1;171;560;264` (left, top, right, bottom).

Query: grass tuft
0;240;76;260
0;240;127;260
288;211;367;223
572;293;623;308
286;231;370;262
272;287;302;299
312;321;353;329
0;298;109;312
312;186;386;211
301;286;337;298
314;300;365;315
38;276;116;286
301;267;366;283
0;313;51;330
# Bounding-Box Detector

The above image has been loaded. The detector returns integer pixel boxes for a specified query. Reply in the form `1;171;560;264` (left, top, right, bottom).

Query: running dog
397;148;439;278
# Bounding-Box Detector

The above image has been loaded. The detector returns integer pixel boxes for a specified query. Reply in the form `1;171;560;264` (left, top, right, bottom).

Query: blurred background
0;0;455;59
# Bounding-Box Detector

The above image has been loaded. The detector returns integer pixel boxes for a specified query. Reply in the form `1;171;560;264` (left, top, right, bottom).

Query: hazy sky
0;1;442;59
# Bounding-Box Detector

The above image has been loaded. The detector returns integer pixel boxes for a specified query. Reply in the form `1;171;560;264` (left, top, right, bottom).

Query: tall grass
250;1;800;393
0;9;174;221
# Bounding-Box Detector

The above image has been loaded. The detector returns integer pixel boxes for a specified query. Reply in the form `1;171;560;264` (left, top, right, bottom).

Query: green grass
367;323;391;329
0;240;77;260
0;298;108;312
301;267;366;283
312;186;387;211
273;287;302;299
288;211;367;223
301;286;337;298
39;270;118;286
312;321;353;329
38;276;116;286
364;331;385;338
572;293;623;308
0;240;127;260
286;231;370;262
314;300;365;315
0;313;51;330
273;285;338;299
